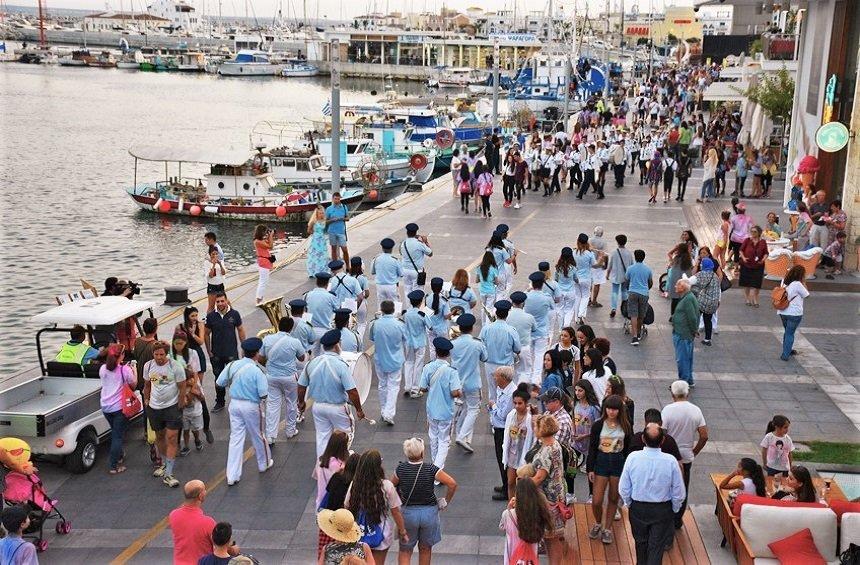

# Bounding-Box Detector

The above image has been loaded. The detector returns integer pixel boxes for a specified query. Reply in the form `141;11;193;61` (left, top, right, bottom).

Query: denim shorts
400;505;442;550
594;451;625;477
328;232;347;247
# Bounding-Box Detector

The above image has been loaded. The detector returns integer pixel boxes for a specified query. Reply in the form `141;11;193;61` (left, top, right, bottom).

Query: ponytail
105;352;120;372
766;414;790;434
742;458;767;497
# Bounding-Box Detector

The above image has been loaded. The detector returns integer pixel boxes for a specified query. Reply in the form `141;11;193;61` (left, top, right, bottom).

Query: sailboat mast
37;0;46;47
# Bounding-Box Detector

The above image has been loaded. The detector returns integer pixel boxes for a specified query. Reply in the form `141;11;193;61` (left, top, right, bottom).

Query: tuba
448;305;465;339
257;296;287;338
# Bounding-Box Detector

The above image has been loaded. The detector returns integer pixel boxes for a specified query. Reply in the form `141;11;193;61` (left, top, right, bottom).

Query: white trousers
427;329;445;361
501;264;513;297
404;346;426;393
428;417;453;469
515;345;532;385
559;290;579;329
484;362;505;402
455;389;481;444
376;362;402;420
402;269;421;296
575;280;592;320
227;399;271;483
256;266;271;301
311;327;327;356
266;374;297;440
531;337;549;385
377;284;399;305
809;224;829;249
480;292;496;326
356;300;368;340
312;402;354;460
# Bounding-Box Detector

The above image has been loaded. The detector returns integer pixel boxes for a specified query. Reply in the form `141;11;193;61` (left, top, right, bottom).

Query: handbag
720;272;732;292
403;240;426;286
552;500;573;521
268;254;277;263
841;543;860;565
121;367;142;418
524;441;541;464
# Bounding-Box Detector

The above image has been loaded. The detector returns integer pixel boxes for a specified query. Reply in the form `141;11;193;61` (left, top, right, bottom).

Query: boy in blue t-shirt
624;249;653;345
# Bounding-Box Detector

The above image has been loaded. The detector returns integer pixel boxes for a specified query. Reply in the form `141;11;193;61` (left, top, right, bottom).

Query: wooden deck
555;503;711;564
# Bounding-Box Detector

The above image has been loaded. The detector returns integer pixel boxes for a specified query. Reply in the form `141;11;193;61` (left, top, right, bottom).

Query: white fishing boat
280;59;319;77
427;67;487;89
175;51;206;72
58;49;90;67
217;50;281;76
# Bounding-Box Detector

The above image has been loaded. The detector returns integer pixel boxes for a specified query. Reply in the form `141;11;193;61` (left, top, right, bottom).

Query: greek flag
322;99;332;116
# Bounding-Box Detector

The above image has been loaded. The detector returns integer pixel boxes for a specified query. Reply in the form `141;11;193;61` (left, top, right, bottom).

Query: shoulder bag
402;240;427;286
401;462;424;507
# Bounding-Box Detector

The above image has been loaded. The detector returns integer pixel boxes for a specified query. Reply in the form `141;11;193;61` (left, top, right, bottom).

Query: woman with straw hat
316;508;374;565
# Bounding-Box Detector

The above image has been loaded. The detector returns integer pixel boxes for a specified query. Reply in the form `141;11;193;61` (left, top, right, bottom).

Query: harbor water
0;64;423;377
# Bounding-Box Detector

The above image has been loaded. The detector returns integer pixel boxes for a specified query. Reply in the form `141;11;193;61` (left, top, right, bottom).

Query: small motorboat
281;59;319;77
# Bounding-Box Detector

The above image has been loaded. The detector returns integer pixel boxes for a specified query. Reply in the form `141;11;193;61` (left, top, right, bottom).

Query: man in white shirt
661;380;708;531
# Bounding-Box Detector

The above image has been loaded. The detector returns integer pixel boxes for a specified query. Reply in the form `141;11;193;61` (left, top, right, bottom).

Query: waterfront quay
31;170;860;564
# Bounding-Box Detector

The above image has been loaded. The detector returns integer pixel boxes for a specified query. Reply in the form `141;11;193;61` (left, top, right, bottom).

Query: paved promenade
34;169;860;564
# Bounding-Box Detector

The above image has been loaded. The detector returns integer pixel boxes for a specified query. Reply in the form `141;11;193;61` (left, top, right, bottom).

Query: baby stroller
2;471;71;551
620;299;655;340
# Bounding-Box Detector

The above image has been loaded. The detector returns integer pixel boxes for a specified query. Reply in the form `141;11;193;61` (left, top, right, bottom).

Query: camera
107;279;142;297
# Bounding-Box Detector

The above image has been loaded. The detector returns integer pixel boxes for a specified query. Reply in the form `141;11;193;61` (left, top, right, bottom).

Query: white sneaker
456;439;474;453
260;459;274;473
285;430;299;439
565;493;577;505
514;203;521;209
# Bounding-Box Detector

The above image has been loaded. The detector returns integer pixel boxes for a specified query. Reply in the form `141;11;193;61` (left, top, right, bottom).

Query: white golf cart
0;296;155;473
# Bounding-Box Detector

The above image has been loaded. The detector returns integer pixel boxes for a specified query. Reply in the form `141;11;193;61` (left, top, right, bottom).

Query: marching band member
371;238;403;304
368;300;407;426
479;300;521;403
524;272;554;386
424;277;451;359
418;337;461;470
538;261;563;338
328;260;363;310
400;223;433;295
349;257;370;337
259;318;305;444
333;308;360;353
451;313;487;453
305;272;339;355
403;290;431;399
216;338;272;486
287;299;315;356
298;330;366;459
506;292;536;384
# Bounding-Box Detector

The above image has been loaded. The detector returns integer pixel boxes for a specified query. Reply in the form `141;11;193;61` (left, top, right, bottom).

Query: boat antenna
37;0;47;47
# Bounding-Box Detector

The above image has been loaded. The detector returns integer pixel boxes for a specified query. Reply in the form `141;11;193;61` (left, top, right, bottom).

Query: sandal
109;466;127;475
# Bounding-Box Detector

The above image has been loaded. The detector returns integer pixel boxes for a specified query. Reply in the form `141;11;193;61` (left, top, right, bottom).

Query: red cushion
767;528;826;564
829;499;860;522
732;494;826;519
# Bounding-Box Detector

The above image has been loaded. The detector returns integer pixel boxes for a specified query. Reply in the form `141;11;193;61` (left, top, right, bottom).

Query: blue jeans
103;410;128;470
779;314;802;360
700;178;714;199
610;282;629;310
672;333;694;384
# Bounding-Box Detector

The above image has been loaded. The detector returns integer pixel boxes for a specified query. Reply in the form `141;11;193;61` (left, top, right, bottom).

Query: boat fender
422;138;435;149
409;154;428;171
153;197;163;211
204;205;219;214
177;196;185;211
435;129;455;150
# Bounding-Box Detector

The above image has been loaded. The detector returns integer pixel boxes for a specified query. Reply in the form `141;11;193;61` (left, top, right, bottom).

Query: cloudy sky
40;0;694;21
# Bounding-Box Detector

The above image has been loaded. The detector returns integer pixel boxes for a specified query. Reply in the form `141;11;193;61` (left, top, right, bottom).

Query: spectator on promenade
671;278;699;386
316;509;374;565
824;199;847;246
666;243;693;315
205;246;226;313
198;522;238;565
808;190;830;250
489;367;518;500
169;480;231;565
500;383;534;500
392;437;458;565
719;458;767;502
317;454;360;555
619;423;686;563
99;344;136;474
205;292;245;412
822;231;847;278
606;235;633;319
325;192;351;264
592;337;617;377
625;250;653;346
144;341;187;488
772;465;817;503
581;348;610;406
729;203;753;266
785;201;812;251
177;307;213;443
529;414;569;564
693;258;720;346
306;205;329;278
500;478;553;565
629;408;682;461
0;505;38;565
253;224;274;305
739;226;768;307
760;415;794;477
661;381;708;531
589;227;607;308
606;375;635;424
315;430;350;509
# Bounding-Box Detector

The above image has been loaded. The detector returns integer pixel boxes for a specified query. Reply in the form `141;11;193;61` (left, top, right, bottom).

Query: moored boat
218;50;281;76
280;59;319;77
125;145;364;222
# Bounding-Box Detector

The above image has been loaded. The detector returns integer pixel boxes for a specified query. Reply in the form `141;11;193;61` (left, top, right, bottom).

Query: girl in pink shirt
98;344;137;473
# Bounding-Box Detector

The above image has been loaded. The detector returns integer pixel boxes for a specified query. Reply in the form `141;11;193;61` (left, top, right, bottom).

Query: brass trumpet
448;305;465;339
257;296;289;338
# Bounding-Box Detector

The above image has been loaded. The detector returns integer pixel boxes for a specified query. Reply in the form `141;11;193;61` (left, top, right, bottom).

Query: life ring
409;153;428;171
252;154;264;173
435;129;455;149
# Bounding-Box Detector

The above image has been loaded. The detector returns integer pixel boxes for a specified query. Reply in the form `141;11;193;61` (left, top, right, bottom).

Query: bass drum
341;351;373;405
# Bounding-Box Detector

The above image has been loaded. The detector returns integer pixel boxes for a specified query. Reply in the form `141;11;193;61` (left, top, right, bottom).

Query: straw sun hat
317;508;362;543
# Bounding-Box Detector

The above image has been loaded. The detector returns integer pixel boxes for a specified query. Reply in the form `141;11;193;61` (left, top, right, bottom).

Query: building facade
145;0;198;31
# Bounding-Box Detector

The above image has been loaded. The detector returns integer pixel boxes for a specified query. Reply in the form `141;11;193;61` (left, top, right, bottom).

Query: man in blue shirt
372;237;403;304
506;291;536;384
0;506;37;565
418;337;461;470
403;290;430;398
619;424;686;563
400;223;433;295
298;330;366;459
260;318;305;444
451;313;488;453
215;338;272;486
287;299;316;354
368;300;407;425
305;272;339;355
205;292;246;411
328;259;363;309
524;272;554;386
479;300;521;402
625;249;653;346
324;192;350;264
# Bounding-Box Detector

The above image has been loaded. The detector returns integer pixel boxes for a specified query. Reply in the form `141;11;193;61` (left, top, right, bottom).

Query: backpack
771;285;793;310
356;510;385;548
509;539;538;565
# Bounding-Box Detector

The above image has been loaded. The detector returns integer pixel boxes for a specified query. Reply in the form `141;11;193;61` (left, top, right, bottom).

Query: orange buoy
189;205;202;216
158;200;171;213
368;189;379;200
275;205;287;218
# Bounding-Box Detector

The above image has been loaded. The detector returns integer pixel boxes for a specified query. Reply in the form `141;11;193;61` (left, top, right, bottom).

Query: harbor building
82;12;171;33
145;0;199;32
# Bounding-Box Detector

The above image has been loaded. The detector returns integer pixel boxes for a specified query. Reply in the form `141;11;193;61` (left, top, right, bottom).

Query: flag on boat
0;43;6;53
322;99;332;116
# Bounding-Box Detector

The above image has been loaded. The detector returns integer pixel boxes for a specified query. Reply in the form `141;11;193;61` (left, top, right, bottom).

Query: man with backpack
0;506;38;565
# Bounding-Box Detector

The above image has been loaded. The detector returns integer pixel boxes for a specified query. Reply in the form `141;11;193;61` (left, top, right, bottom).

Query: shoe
492;492;508;501
487;212;492;217
152;465;166;478
163;475;180;488
286;430;299;439
601;529;614;544
211;403;225;413
702;339;711;346
826;274;834;280
610;309;616;318
514;203;520;209
296;411;305;423
465;209;469;214
494;485;505;493
455;439;474;453
261;459;274;473
227;480;239;487
566;493;577;505
631;337;640;346
383;417;394;426
592;302;603;308
588;524;603;539
790;349;798;356
689;382;696;388
597;195;605;199
410;390;424;398
180;446;190;457
614;509;621;521
204;429;215;444
695;198;702;203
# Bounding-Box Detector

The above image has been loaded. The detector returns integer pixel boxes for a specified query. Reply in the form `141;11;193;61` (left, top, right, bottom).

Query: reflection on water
0;64;425;375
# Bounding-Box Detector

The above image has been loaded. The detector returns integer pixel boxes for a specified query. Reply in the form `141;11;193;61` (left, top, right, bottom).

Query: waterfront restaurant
323;29;543;71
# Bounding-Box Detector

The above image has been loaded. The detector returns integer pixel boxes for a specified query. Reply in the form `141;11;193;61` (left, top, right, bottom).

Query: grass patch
794;441;860;465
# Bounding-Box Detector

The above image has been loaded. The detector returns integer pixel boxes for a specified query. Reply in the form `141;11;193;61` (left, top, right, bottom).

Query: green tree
744;66;795;123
